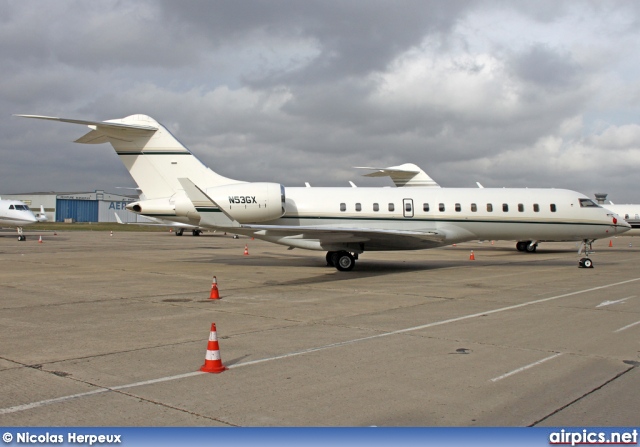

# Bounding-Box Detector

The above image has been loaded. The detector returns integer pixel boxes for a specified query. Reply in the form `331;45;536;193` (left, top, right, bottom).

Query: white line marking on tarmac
2;277;640;415
614;320;640;333
596;296;635;308
490;353;563;382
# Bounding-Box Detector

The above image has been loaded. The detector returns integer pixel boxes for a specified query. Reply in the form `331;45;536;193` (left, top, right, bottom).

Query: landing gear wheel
192;229;201;236
175;229;184;236
334;251;355;271
326;251;336;267
516;241;527;252
525;243;537;253
578;257;594;268
18;235;26;241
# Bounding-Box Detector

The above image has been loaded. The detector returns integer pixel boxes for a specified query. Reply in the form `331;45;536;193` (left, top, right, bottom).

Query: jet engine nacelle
206;182;285;223
127;196;200;223
127;198;175;215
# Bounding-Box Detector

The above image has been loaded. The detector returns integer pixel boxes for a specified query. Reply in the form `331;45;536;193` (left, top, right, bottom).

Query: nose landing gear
578;239;595;268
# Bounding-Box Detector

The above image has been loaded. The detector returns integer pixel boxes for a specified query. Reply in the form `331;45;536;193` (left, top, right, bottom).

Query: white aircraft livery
17;114;630;269
602;203;640;236
0;198;38;240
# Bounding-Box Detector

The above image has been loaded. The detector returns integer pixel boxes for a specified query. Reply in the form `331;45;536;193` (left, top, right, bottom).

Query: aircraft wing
241;223;446;248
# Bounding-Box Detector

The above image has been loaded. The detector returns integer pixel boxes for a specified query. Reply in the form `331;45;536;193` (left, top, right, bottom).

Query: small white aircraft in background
17;114;630;269
0;198;38;240
114;213;204;236
35;205;48;222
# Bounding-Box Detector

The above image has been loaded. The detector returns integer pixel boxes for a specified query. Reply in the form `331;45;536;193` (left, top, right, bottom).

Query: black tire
192;230;201;236
335;251;355;271
525;243;537;253
326;251;336;267
175;229;184;236
516;241;527;252
583;258;593;268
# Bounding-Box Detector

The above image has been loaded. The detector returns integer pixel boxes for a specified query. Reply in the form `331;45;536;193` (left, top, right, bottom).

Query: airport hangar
0;190;153;223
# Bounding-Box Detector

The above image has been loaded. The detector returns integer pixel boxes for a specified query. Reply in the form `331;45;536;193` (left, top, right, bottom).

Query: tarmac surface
0;229;638;426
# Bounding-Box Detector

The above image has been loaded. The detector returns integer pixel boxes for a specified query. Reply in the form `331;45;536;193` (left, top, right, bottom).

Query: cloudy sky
2;1;640;202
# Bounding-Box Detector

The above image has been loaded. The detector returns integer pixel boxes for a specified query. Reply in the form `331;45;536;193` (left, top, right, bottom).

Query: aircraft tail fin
15;114;243;200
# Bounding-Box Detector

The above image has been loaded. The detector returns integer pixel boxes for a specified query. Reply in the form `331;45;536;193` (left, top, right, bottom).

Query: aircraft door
403;199;414;218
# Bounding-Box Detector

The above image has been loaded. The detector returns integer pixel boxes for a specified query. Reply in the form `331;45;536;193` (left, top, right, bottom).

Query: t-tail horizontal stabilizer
355;163;440;188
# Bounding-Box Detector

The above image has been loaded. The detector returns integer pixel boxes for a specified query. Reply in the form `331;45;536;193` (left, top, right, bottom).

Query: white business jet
602;203;640;237
16;114;630;270
0;198;39;240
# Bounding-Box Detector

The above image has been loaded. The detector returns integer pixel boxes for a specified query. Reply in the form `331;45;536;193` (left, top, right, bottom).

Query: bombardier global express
17;114;630;269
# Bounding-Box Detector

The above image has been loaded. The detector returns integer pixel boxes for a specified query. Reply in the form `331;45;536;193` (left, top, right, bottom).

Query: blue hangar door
56;199;99;222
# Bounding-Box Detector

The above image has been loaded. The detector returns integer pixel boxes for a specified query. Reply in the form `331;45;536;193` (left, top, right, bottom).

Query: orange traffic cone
200;323;227;373
38;235;43;244
244;244;249;255
169;228;173;233
469;250;475;261
53;230;57;236
609;240;613;247
491;240;494;245
209;276;220;300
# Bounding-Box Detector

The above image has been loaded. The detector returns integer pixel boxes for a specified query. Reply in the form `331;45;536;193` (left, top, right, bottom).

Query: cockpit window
9;205;14;210
579;199;600;208
15;205;28;210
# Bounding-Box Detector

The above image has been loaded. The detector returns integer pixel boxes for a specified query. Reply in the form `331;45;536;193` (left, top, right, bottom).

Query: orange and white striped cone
110;231;113;237
200;323;227;373
244;244;249;255
209;276;220;300
38;235;43;244
469;250;475;261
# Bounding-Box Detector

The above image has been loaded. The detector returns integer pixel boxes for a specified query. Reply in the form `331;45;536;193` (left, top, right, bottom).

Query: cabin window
455;203;461;212
373;203;379;212
487;203;493;212
423;203;429;212
439;203;445;212
355;203;362;212
579;199;599;208
550;204;557;212
518;204;524;212
502;203;509;212
340;203;346;212
471;203;477;212
405;202;412;212
533;204;540;212
625;214;630;220
388;203;395;212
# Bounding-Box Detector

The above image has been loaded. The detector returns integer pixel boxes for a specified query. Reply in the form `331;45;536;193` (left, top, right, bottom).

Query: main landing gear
325;250;358;271
17;227;26;241
516;241;537;252
578;239;595;268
